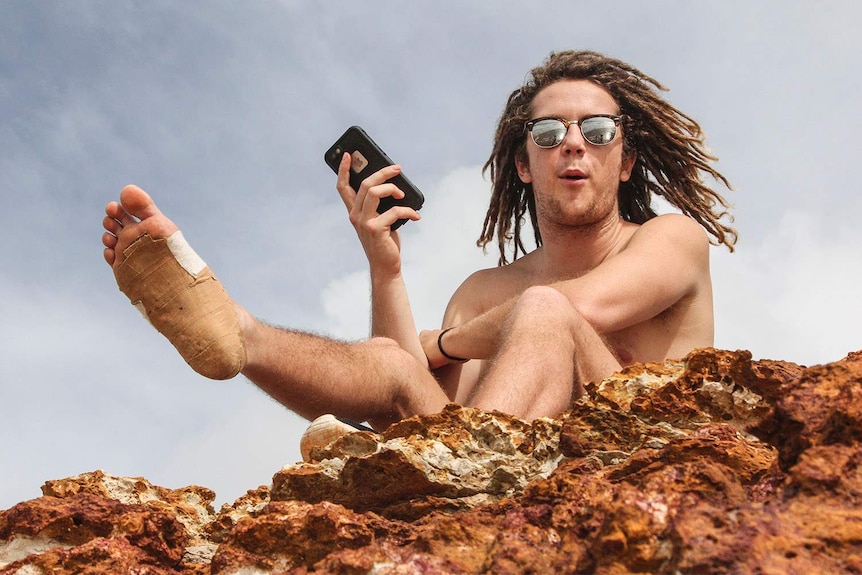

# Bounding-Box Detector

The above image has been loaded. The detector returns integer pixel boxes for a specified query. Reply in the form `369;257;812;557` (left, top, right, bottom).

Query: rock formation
2;348;862;574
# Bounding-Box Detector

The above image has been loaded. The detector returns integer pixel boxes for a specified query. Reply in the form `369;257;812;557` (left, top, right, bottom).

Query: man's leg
102;185;448;429
467;286;621;420
241;327;447;428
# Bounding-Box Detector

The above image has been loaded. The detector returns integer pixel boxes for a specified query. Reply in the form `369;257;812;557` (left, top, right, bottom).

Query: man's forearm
437;279;591;363
439;297;516;361
370;271;427;366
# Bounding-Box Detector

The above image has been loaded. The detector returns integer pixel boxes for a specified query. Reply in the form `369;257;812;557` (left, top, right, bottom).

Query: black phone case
324;126;424;230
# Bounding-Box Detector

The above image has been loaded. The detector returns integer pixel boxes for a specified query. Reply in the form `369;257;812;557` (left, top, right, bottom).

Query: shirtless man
102;51;735;435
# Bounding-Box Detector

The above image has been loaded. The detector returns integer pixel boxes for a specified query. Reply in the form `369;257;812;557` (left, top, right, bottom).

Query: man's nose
560;125;587;155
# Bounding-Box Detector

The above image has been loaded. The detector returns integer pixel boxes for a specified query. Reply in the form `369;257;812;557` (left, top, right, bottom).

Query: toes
120;184;163;221
102;231;119;266
102;230;118;250
105;201;136;227
104;185;178;272
102;215;123;236
103;247;116;266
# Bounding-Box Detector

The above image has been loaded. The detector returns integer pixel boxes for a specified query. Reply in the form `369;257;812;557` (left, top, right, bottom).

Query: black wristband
437;327;469;363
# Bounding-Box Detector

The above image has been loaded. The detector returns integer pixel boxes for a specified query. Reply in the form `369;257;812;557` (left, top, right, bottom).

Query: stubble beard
536;186;620;235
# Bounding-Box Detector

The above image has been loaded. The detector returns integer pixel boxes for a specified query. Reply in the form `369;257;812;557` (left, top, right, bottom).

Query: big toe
119;185;178;237
120;184;163;221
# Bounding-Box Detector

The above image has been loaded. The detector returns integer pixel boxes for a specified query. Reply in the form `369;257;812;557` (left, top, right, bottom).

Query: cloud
320;270;372;340
401;166;506;329
155;392;308;507
713;208;862;365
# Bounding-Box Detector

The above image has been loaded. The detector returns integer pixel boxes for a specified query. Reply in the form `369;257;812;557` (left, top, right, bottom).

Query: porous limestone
3;348;862;574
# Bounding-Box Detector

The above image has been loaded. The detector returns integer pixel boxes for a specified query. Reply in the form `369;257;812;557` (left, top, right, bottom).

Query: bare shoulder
627;214;710;259
443;258;535;324
636;213;708;238
605;214;711;302
442;268;494;325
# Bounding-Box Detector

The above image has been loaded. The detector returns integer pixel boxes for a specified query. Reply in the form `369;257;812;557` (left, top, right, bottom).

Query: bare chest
605;296;713;366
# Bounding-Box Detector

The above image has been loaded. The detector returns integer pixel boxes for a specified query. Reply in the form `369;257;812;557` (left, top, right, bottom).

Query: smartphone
324;126;424;230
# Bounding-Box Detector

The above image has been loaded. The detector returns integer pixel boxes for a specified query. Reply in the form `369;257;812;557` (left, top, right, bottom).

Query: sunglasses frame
525;115;623;148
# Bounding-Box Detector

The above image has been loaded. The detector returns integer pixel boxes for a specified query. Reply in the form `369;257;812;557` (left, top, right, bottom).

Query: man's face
516;79;635;232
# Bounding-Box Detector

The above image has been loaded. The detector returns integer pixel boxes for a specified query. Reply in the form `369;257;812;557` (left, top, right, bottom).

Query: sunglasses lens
530;119;567;148
581;117;617;145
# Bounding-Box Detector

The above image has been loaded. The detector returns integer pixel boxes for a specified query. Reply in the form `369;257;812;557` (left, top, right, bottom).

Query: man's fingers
354;180;409;225
363;182;405;204
357;207;420;236
335;152;357;210
419;329;447;369
382;206;420;225
336;154;404;213
335;156;417;235
361;164;402;189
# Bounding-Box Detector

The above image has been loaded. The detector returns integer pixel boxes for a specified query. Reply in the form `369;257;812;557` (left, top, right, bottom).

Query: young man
102;51;734;435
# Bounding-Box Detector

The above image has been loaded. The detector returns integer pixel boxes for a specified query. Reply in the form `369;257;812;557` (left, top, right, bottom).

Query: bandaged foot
104;186;245;380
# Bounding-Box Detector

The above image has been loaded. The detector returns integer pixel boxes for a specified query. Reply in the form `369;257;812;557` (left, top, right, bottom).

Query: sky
2;1;860;511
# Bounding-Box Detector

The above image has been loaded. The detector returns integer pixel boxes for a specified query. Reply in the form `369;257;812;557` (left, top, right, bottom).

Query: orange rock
3;348;862;574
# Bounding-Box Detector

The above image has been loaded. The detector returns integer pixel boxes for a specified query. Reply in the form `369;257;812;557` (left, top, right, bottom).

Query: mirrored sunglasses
525;115;622;148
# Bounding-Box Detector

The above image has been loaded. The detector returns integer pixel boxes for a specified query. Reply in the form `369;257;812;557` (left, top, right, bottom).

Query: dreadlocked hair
480;50;737;265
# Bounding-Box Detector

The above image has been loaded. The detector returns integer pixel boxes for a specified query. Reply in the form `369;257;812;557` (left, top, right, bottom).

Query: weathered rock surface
3;348;862;574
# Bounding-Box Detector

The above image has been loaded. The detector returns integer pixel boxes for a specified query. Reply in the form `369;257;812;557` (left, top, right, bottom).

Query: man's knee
357;337;427;378
517;285;570;306
513;286;582;326
362;336;403;351
356;337;444;421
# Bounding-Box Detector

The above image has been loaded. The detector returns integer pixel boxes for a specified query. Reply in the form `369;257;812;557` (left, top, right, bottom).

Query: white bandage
166;231;207;277
133;300;149;323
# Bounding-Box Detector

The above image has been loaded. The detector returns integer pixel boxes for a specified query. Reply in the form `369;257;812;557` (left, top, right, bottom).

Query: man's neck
534;213;636;279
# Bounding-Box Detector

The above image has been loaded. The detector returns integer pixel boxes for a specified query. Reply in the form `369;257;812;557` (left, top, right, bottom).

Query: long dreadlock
480;50;736;265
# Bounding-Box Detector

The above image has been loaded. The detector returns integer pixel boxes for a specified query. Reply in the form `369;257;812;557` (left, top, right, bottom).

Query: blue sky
2;1;860;510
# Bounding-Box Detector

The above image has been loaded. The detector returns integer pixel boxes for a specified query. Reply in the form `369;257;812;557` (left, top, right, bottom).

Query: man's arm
369;266;426;365
424;214;710;365
334;154;427;365
423;271;490;401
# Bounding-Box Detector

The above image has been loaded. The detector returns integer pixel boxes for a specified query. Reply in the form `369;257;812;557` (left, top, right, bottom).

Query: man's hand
335;152;420;277
419;329;447;369
420;328;471;369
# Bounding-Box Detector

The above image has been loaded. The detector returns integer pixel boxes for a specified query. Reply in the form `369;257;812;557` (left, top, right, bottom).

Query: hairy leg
242;328;448;428
103;185;447;428
468;286;621;420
